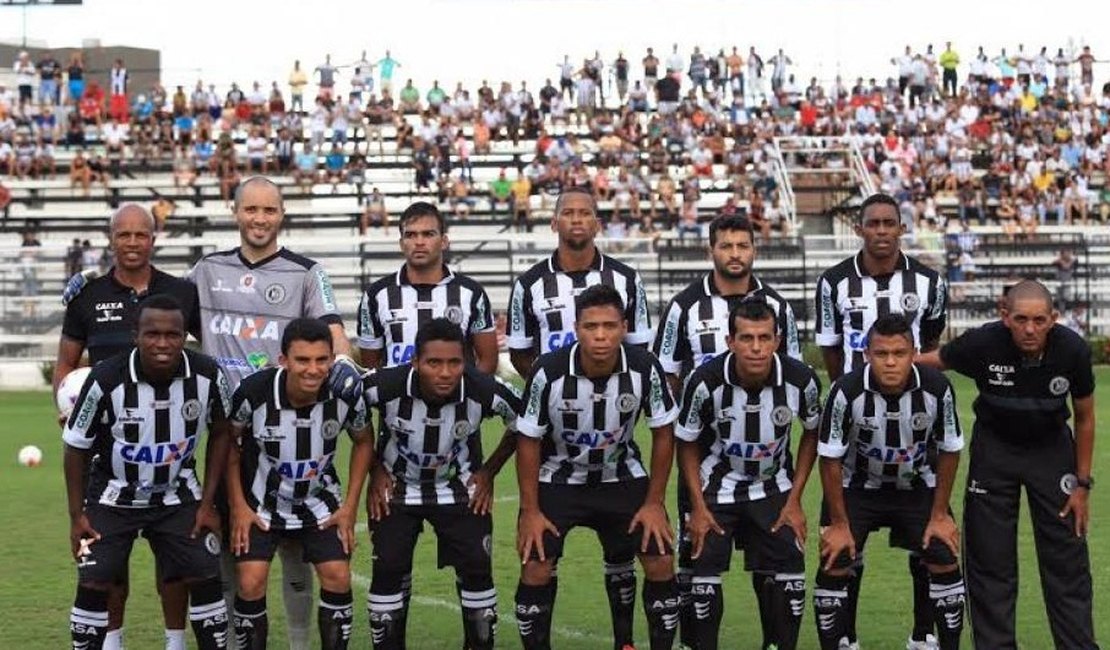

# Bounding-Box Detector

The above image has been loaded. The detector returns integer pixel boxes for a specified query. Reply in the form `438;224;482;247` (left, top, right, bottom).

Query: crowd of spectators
1;43;1107;243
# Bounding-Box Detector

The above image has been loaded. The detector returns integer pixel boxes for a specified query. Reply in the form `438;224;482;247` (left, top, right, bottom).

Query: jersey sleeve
801;369;823;430
516;365;552;438
506;276;536;351
228;383;255;427
210;368;232;423
60;301;88;343
62;375;108;450
303;263;342;322
817;381;852;458
361;369;381;408
653;297;689;374
932;380;964;453
489;377;523;430
939;327;983;380
642;356;679;428
675;375;713;442
624;271;653;345
344;396;370;435
921;275;948;345
469;286;496;335
1070;338;1095;399
779;298;802;361
814;273;843;347
356;288;385;350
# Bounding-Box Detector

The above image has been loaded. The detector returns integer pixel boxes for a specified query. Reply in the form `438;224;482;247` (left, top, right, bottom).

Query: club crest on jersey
264;283;287;305
1049;376;1070;396
204;532;221;555
181;399;202;422
238;273;256;293
452;422;472;439
771;405;793;427
900;293;921;313
444;306;464;325
911;412;929;430
617;393;638;413
321;419;341;440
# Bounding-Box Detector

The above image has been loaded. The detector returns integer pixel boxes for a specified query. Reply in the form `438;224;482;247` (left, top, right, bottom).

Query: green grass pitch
2;371;1107;648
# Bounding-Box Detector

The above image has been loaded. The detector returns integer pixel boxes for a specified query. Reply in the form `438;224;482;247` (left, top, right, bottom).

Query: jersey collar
236;246;285;270
128;348;192;384
862;363;922;394
548;249;604;274
703;272;764;297
568;342;629;377
852;251;910;278
405;366;466;404
724;351;783;388
396;263;454;286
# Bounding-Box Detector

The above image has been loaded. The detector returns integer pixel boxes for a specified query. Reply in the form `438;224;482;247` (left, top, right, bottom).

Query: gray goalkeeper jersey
187;247;343;388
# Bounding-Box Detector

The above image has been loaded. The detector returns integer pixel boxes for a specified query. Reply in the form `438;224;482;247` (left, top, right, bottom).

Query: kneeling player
814;315;966;650
64;294;232;649
676;299;821;650
364;318;520;649
227;318;374;650
515;285;681;650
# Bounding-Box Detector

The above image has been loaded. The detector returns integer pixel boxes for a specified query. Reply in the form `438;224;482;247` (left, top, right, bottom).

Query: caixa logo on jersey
208;314;280;340
120;437;197;465
857;440;925;464
724;437;783;460
277;452;335;481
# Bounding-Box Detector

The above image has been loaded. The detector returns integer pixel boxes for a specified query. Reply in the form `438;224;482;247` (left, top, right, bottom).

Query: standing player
814;315;965;650
363;319;521;650
358;201;498;374
227;318;373;650
56;204;200;650
507;187;653;643
514;285;680;650
813;193;947;650
675;300;821;650
64;295;232;650
917;280;1098;649
653;214;800;649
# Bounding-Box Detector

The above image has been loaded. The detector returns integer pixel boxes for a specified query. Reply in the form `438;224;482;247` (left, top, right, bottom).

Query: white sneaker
838;638;861;650
905;634;939;650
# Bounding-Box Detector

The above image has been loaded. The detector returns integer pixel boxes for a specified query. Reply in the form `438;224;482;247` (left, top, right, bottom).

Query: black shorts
693;492;804;577
533;478;672;562
78;502;221;584
18;85;32;102
370;503;492;576
820;489;957;570
560;78;572;90
236;523;348;565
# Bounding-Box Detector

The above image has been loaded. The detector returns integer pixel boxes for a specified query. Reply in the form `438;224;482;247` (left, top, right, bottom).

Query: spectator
314;54;338;102
510;171;532;232
65;238;83;277
13;51;35;110
399;79;421;113
361;186;388;233
38;52;60;106
294;143;317;188
488;168;512;215
288;60;308;113
19;229;41;320
324;142;346;190
376;50;400;92
69;148;92;195
65;52;85;106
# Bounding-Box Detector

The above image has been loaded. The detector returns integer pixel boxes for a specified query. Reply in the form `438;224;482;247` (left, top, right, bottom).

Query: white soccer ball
56;366;92;418
18;445;43;467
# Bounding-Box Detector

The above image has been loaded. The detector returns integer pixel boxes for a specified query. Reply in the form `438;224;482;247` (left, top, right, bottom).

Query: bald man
918;280;1097;649
54;203;200;650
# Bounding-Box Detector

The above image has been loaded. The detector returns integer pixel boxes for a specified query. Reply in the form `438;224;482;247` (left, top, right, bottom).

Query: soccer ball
56;366;92;418
18;445;43;467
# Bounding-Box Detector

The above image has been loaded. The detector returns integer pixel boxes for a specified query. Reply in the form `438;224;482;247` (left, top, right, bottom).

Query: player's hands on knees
630;501;675;555
467;467;494;516
368;464;394;521
191;504;221;539
819;522;856;572
70;512;100;561
1059;489;1090;537
231;505;267;556
517;508;559;563
771;497;807;547
922;512;960;558
686;506;724;559
322;505;357;555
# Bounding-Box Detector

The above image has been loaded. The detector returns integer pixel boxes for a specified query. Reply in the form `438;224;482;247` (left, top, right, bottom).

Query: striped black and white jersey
229;367;369;530
654;273;801;376
357;264;494;367
817;363;963;491
676;353;821;504
507;251;652;354
516;343;677;485
364;364;521;506
62;348;231;508
814;252;947;374
187;247;343;388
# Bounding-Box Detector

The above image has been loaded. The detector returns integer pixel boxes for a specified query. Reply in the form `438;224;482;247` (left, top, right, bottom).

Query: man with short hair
227;318;373;650
917;280;1098;649
55;204;200;650
64;294;233;650
364;318;521;650
676;299;821;650
515;284;680;650
654;214;802;648
814;314;966;650
813;193;948;650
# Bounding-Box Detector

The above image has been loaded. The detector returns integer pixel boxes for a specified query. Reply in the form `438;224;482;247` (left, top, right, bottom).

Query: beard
717;264;750;281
